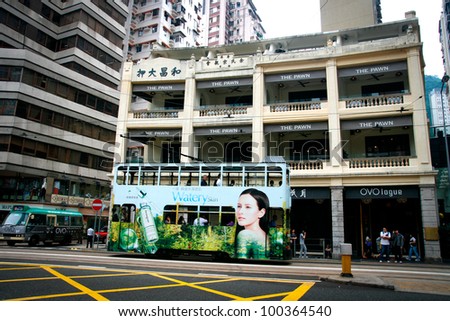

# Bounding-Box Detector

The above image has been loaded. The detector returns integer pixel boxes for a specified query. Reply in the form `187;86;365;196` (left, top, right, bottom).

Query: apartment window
22;140;36;156
0;66;22;81
28;105;42;121
0;99;16;115
56;82;69;98
34;74;48;89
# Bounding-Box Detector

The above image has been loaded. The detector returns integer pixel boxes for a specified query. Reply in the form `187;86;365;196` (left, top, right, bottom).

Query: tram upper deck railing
114;162;290;187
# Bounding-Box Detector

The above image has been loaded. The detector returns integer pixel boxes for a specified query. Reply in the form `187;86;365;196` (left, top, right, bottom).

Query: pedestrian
364;236;373;259
86;226;94;248
38;178;47;202
290;229;297;257
407;234;421;262
325;244;332;258
299;230;307;258
392;229;404;263
379;227;391;262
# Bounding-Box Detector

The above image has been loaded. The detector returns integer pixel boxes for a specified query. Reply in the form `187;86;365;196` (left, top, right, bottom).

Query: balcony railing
344;94;404;109
196;104;249;117
347;156;410;168
288;160;324;170
269;101;322;112
133;110;179;118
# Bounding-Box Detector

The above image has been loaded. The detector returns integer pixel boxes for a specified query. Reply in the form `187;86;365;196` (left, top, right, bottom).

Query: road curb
319;276;395;291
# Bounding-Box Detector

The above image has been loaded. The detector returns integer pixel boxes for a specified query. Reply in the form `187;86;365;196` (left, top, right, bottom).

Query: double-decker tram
107;161;291;261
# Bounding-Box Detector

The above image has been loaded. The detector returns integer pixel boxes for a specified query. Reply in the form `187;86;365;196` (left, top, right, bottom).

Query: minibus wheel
28;236;39;247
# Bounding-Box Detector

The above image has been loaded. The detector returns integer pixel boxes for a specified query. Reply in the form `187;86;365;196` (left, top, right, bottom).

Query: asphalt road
1;244;449;301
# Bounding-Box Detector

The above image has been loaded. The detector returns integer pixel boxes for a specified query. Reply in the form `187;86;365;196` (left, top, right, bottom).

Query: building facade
429;88;450;137
320;0;382;32
440;0;450;76
128;0;204;61
203;0;264;46
115;14;441;260
0;0;128;222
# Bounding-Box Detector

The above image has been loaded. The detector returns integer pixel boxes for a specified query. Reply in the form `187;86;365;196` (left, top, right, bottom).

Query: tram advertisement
108;185;290;260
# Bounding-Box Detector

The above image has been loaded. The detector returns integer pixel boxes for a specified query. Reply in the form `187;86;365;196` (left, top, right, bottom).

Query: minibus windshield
3;212;28;225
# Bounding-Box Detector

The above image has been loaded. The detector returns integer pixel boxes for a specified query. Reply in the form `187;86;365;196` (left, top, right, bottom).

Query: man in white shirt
193;215;208;226
86;227;94;248
379;227;391;262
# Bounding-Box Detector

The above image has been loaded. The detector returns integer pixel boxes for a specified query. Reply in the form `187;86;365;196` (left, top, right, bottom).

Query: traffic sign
92;199;103;211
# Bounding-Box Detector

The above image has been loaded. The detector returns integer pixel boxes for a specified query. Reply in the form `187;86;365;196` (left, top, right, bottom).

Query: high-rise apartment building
204;0;264;46
429;88;450;137
440;0;450;76
0;0;129;221
128;0;204;62
320;0;382;32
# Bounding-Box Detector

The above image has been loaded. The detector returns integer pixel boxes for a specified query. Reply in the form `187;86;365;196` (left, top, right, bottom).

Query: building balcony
268;101;323;112
132;110;180;119
342;93;405;109
288;156;416;179
346;156;411;169
195;104;250;117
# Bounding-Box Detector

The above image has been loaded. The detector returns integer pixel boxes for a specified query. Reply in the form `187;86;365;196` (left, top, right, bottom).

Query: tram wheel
6;241;15;246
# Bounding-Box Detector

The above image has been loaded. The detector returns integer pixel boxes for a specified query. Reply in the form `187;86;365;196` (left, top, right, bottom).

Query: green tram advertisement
108;162;292;260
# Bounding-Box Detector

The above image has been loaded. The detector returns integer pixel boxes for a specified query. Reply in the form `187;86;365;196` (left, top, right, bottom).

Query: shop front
290;187;332;255
344;186;422;258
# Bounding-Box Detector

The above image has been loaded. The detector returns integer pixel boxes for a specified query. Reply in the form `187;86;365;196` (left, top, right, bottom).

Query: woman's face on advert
236;194;264;227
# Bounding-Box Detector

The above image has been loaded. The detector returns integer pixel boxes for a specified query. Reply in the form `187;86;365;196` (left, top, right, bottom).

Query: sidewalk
69;239;107;251
294;256;450;296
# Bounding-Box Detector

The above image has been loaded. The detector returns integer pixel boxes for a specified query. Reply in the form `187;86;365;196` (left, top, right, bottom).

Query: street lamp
440;74;450;185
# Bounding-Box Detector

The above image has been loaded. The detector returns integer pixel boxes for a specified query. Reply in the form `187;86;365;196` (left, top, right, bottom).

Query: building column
420;185;442;261
181;55;196;163
252;65;265;162
407;48;430;166
325;59;343;167
331;186;345;257
116;61;133;163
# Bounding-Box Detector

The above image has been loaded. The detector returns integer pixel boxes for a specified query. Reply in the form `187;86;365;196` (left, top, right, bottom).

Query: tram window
116;168;127;185
199;206;217;225
163;205;177;224
224;173;242;186
245;171;265;187
172;170;181;186
160;169;175;185
120;204;136;223
140;170;156;185
129;171;137;185
268;172;283;187
268;208;284;227
189;171;199;186
180;172;192;186
112;205;121;222
221;206;236;226
183;206;199;224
